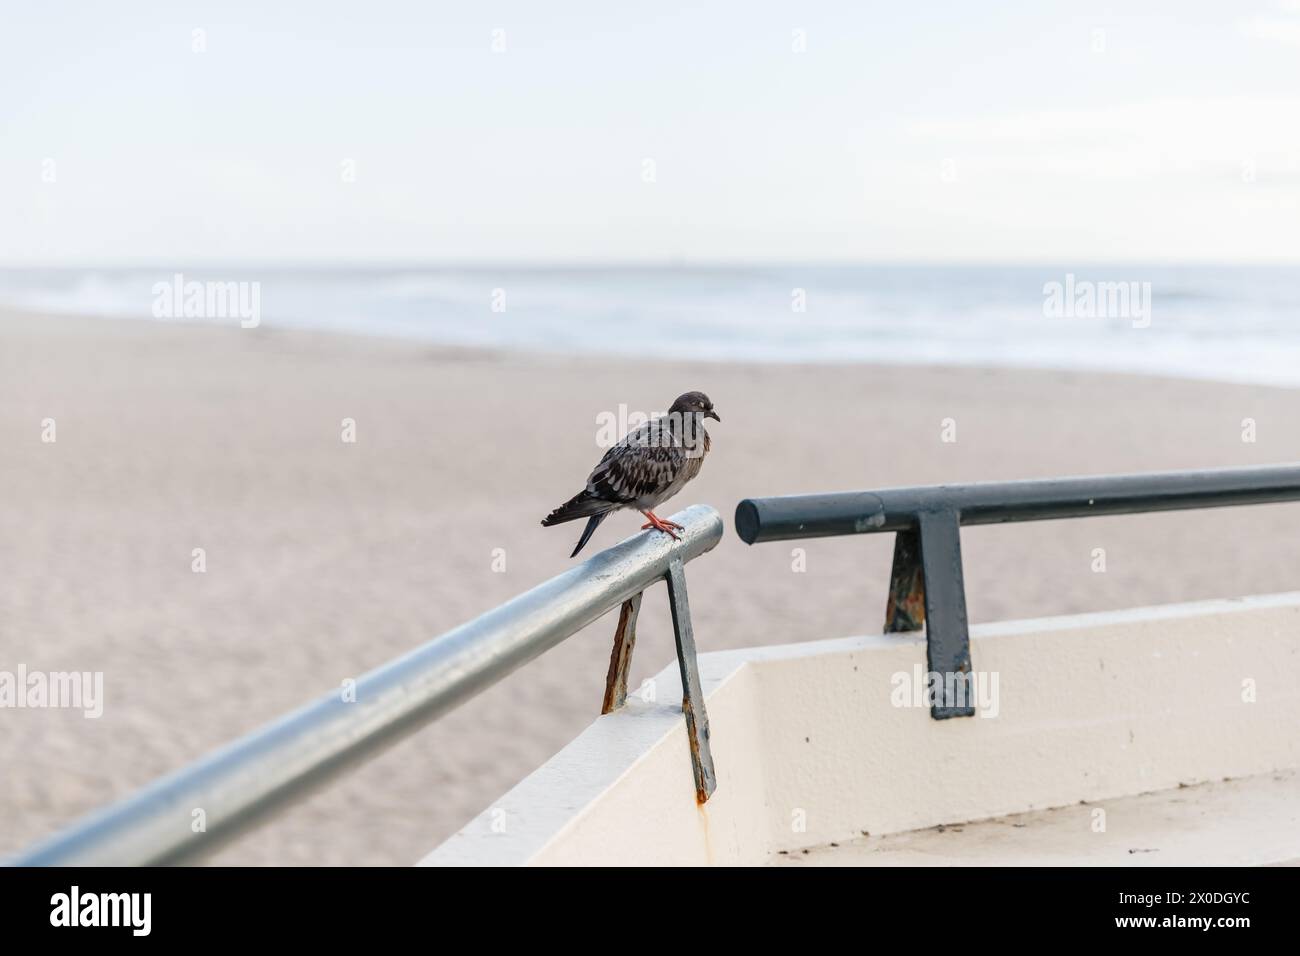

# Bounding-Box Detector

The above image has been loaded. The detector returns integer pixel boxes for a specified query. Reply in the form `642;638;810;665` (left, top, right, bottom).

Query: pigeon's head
669;391;720;422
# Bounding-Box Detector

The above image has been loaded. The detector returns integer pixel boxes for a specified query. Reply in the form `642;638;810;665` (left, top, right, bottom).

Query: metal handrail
736;464;1300;718
9;504;724;866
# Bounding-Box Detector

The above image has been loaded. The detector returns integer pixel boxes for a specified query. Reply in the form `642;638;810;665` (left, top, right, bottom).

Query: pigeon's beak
705;409;721;422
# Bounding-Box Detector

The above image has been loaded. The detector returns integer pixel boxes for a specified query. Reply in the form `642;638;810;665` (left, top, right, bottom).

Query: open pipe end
734;500;761;544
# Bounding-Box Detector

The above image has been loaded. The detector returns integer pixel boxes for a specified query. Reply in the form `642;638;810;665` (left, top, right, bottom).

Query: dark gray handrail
736;464;1300;542
9;505;724;866
736;464;1300;718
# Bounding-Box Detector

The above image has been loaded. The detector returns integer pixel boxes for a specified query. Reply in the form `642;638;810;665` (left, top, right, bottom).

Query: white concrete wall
422;592;1300;866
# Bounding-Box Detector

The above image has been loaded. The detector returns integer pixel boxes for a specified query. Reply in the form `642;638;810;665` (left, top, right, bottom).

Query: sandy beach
4;307;1300;865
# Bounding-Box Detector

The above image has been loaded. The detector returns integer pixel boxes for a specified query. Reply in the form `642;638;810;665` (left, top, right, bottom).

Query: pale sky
2;1;1299;264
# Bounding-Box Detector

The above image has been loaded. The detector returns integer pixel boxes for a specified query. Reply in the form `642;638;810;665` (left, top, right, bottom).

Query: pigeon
542;391;720;557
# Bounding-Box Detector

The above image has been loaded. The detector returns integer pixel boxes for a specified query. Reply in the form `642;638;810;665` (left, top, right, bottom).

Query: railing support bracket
666;557;717;803
884;510;974;720
598;558;717;803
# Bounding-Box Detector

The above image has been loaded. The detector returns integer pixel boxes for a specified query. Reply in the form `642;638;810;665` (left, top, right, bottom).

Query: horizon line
3;257;1299;271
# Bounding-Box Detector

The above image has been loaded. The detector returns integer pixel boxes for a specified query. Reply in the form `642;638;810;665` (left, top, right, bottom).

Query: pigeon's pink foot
640;511;682;540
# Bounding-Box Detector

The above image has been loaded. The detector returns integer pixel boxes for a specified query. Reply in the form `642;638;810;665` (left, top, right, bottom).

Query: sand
3;308;1300;865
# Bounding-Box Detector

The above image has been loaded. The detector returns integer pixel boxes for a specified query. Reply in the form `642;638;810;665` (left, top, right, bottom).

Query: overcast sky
3;1;1299;264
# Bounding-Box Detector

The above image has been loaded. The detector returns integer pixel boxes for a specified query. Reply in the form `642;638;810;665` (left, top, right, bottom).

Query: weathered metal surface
737;464;1300;721
883;529;925;634
601;593;643;714
8;505;725;866
916;509;974;719
665;557;717;803
883;519;973;717
735;464;1300;543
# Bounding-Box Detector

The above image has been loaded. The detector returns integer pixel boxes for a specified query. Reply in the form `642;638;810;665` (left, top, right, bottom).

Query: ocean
2;264;1297;388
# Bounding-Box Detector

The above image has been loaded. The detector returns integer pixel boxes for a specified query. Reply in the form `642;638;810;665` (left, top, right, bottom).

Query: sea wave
2;265;1298;388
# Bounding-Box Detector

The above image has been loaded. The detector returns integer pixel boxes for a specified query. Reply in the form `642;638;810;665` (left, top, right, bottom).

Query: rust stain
681;696;714;804
696;800;715;866
601;596;640;714
884;531;926;633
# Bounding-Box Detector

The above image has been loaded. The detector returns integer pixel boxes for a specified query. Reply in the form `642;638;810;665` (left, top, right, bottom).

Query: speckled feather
585;415;711;510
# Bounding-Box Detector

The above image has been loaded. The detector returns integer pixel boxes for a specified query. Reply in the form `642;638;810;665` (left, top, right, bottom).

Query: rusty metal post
664;557;717;803
883;517;974;719
884;528;925;633
601;593;642;714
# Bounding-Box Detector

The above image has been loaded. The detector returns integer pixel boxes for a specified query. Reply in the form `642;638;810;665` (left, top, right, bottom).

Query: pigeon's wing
586;418;685;505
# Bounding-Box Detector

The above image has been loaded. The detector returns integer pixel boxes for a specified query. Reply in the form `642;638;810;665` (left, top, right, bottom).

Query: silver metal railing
8;505;724;866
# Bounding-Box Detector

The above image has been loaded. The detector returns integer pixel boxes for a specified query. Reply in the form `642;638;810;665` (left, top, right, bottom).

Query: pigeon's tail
568;512;609;558
541;491;616;557
541;490;611;526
